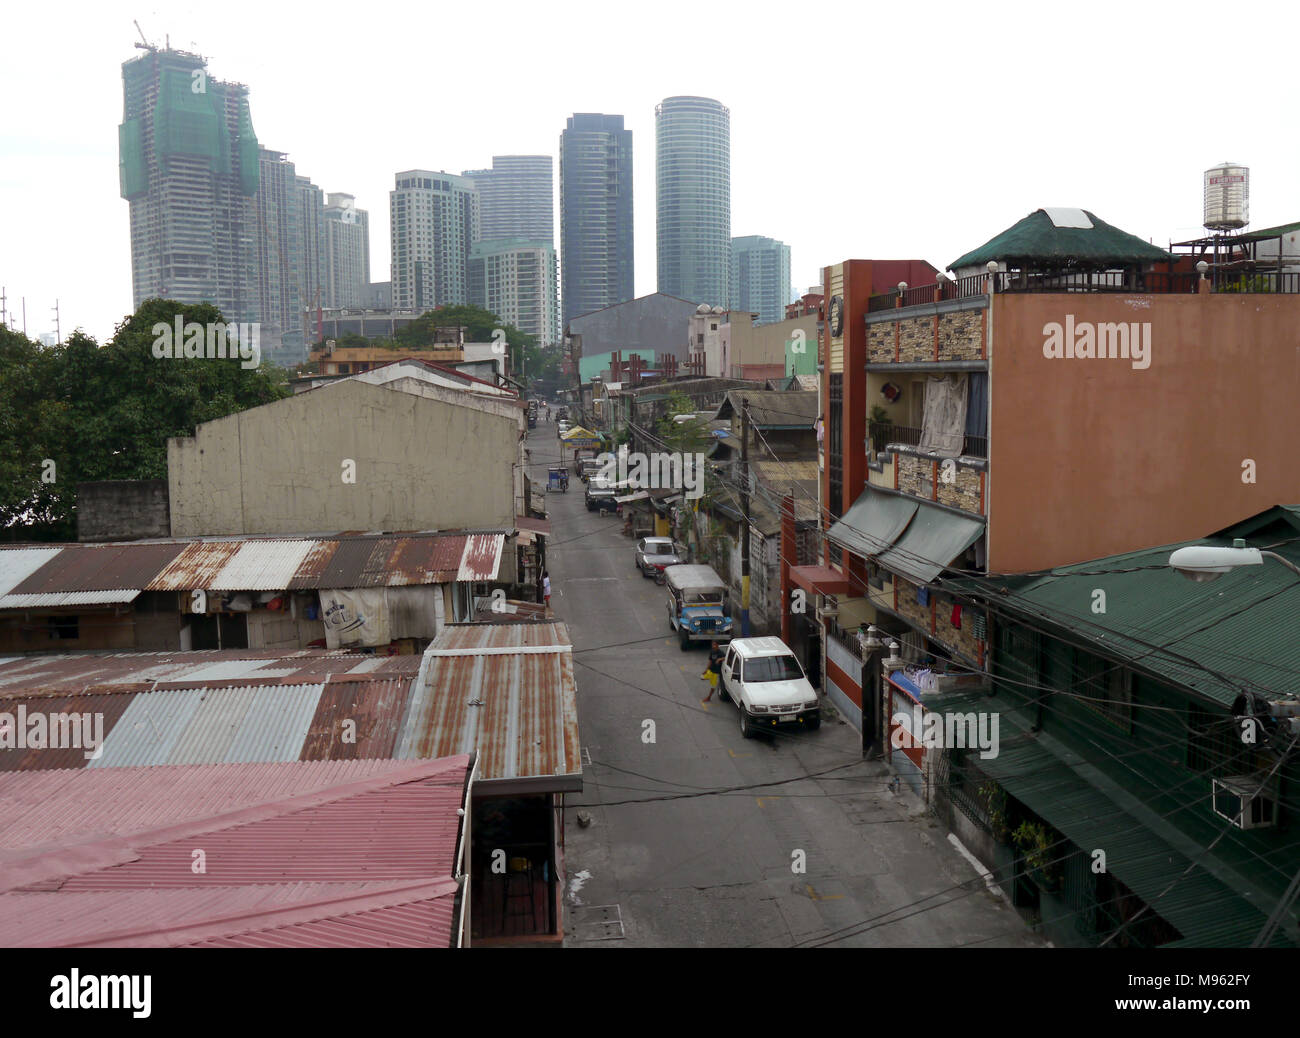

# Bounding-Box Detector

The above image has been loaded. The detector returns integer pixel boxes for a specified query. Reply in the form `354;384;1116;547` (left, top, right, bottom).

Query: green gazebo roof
950;208;1172;270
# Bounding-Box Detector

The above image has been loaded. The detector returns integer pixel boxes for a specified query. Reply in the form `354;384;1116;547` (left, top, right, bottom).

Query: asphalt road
527;419;1040;948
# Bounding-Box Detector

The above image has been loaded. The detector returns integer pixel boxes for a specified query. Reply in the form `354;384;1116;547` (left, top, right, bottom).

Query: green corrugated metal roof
1238;220;1300;241
876;501;984;586
950;209;1173;270
944;506;1300;708
969;692;1295;947
826;491;918;559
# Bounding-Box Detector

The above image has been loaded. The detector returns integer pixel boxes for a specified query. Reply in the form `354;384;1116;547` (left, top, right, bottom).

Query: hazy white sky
4;0;1299;342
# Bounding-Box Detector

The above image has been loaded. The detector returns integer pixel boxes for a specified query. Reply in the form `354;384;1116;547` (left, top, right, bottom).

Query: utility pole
51;299;61;345
740;396;751;637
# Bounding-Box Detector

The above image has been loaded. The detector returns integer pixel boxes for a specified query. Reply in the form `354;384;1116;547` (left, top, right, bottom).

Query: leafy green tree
0;298;289;541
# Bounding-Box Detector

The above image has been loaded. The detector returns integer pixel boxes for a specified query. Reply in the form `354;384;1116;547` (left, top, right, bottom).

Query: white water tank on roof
1204;163;1249;231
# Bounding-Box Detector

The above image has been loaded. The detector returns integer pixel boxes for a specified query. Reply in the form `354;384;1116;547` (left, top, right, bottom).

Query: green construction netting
236;97;259;196
118;117;147;199
155;65;228;174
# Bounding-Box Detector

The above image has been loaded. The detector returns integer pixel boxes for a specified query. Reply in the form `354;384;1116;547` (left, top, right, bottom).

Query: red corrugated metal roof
0;756;469;947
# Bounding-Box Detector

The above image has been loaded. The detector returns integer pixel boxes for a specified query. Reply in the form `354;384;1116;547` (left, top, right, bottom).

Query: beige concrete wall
169;379;521;536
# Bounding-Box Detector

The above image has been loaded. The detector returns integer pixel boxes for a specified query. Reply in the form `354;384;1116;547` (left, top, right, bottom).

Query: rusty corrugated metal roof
0;649;421;698
0;628;578;793
8;543;186;594
147;542;243;590
398;622;580;790
4;533;512;601
458;534;504;581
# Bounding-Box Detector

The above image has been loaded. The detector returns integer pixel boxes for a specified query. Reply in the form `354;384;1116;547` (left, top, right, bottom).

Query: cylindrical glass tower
656;96;731;308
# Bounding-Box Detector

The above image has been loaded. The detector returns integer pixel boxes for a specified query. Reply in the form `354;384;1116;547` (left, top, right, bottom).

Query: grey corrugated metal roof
87;684;325;768
0;590;140;609
209;541;317;591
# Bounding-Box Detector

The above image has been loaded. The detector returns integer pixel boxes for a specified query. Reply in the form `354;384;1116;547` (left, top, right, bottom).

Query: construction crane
133;19;157;51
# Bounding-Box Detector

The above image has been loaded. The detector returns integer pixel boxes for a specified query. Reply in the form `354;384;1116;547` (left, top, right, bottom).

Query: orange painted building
789;208;1300;734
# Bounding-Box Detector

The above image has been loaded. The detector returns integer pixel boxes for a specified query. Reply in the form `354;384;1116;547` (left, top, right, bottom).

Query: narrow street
527;420;1040;948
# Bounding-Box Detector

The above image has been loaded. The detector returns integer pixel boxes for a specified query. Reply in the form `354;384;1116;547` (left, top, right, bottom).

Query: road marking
805;884;844;902
727;749;751;759
755;796;782;808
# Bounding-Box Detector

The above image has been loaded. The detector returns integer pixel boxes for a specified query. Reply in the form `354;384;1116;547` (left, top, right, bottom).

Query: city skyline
5;0;1300;342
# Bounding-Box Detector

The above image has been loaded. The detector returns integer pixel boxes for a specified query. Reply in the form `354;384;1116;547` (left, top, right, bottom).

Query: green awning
875;501;984;585
973;698;1291;947
826;491;918;559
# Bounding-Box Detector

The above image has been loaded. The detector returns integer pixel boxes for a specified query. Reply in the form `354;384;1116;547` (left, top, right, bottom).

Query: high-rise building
324;193;371;310
390;171;480;309
560;114;634;328
730;235;791;326
298;176;327;323
119;47;260;323
656;96;730;308
469;239;559;346
463;156;553;242
254;148;313;360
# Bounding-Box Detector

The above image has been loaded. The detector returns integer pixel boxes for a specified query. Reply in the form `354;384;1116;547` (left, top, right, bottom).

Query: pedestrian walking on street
542;570;551;606
701;641;724;703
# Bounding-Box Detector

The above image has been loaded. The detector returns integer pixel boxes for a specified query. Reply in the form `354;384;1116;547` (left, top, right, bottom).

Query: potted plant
869;404;894;454
1012;820;1062;892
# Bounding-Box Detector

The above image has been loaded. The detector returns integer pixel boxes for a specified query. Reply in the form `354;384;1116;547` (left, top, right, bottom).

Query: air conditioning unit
816;594;839;623
1212;774;1277;829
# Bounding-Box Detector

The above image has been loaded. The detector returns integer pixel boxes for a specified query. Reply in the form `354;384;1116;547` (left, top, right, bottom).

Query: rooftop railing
865;268;1300;313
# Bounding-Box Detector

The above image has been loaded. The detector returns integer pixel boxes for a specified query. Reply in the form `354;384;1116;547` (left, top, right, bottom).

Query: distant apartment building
390;170;480;309
255;148;311;360
730;235;791;326
119;46;260;324
365;281;392;309
325;193;371;310
469;239;559;345
463;156;553;241
297;176;327;319
656;96;730;309
560;114;634;327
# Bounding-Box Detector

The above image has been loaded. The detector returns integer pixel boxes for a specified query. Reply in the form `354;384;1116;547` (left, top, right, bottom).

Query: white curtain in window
919;374;968;456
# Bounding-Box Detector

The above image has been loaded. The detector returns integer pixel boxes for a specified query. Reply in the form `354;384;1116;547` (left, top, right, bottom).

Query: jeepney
664;564;734;651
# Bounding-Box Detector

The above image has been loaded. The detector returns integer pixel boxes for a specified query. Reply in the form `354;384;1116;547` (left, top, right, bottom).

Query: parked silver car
635;537;685;578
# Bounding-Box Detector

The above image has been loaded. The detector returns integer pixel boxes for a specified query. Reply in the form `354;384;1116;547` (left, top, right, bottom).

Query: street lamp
1168;538;1300;582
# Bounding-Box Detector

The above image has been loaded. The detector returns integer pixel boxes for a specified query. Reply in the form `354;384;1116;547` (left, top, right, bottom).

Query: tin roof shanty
0;755;472;947
399;622;582;794
0;624;580;795
0;531;506;604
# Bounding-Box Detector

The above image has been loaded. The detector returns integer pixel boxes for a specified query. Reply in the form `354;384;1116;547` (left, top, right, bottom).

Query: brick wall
894;455;982;514
868;322;893;363
936;310;984;362
897;317;932;363
891;575;984;667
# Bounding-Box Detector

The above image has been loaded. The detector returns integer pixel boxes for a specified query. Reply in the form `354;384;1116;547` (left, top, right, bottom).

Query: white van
719;637;820;738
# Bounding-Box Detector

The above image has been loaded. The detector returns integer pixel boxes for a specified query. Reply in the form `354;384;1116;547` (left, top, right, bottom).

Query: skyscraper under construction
119;45;261;325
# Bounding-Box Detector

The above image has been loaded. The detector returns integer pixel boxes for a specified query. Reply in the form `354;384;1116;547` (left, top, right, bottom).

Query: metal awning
969;693;1290;948
789;565;850;595
826;492;918;559
875;501;984;585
